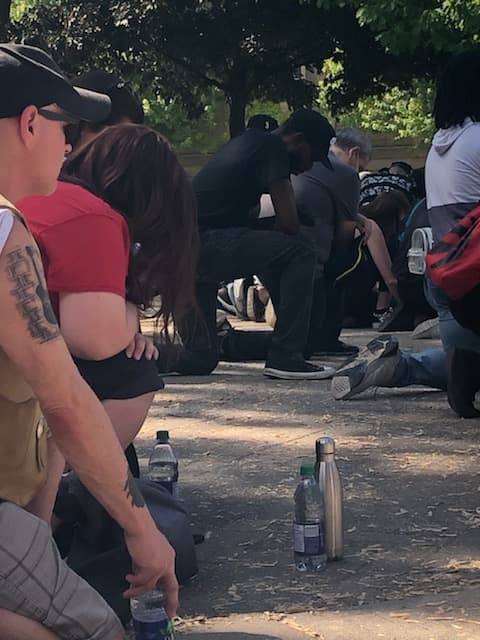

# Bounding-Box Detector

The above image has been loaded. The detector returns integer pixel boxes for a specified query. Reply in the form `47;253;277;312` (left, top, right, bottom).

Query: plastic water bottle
315;437;344;561
293;463;327;572
131;589;175;640
408;227;433;275
148;431;179;498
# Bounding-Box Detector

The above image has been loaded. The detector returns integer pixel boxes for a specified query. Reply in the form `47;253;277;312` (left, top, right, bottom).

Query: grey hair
331;127;372;160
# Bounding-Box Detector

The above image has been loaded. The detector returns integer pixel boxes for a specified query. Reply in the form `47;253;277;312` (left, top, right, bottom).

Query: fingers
158;573;179;618
132;336;146;360
122;570;179;615
123;571;159;598
125;339;135;358
126;334;158;360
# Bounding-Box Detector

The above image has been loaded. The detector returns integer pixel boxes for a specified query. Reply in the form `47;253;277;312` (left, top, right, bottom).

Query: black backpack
54;471;198;625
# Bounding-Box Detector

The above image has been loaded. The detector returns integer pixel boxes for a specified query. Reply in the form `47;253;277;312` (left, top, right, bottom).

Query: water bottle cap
300;463;315;476
156;430;170;442
316;436;335;455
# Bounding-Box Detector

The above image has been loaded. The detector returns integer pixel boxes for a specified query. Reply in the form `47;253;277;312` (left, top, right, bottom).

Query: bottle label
294;523;325;555
132;617;175;640
153;480;177;497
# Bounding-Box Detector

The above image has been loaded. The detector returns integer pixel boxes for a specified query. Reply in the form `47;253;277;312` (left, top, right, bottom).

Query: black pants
176;225;318;374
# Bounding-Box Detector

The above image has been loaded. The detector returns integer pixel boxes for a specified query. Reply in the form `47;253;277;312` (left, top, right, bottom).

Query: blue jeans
388;279;480;389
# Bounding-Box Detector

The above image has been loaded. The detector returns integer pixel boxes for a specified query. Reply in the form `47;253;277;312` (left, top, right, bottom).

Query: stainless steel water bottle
315;437;344;561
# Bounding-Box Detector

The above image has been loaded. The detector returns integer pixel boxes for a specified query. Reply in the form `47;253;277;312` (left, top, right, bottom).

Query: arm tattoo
124;470;146;508
5;244;60;343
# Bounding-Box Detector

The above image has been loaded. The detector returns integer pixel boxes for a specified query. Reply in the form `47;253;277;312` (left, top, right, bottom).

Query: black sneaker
311;340;359;357
447;348;480;418
264;357;335;380
376;303;413;332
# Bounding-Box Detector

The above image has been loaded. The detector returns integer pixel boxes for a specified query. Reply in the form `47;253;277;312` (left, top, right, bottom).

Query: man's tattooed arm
5;244;60;343
124;470;146;508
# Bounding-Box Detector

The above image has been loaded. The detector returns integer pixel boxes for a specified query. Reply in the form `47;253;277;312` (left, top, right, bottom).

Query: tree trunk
0;0;11;39
228;92;247;138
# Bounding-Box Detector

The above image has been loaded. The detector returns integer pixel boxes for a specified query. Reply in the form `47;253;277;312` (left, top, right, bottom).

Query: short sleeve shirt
19;182;130;321
193;129;291;228
290;155;360;263
0;209;14;256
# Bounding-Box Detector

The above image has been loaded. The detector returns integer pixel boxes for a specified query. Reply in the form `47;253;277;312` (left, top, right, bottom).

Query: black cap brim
56;85;111;123
0;44;111;123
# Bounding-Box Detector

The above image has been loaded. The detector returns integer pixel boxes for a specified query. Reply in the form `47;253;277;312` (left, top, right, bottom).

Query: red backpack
426;204;480;300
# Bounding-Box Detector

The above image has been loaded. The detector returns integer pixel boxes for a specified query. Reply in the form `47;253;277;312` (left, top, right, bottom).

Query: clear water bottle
293;463;327;573
148;431;179;498
131;589;175;640
315;437;344;561
408;227;433;275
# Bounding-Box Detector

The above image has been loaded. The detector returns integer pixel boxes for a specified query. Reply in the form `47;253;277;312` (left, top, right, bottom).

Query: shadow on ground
136;330;480;632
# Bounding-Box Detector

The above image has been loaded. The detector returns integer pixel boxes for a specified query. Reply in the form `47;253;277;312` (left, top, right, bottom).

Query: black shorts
73;351;164;401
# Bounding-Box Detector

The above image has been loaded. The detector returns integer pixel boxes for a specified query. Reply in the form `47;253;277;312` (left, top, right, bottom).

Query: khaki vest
0;196;47;506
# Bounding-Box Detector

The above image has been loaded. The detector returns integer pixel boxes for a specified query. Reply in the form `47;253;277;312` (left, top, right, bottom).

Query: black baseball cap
0;43;111;121
75;70;145;125
277;108;335;169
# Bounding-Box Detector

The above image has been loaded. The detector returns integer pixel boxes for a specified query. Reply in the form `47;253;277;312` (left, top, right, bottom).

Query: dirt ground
132;327;480;639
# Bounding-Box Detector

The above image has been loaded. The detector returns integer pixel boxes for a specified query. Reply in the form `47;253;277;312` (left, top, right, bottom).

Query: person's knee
0;608;61;640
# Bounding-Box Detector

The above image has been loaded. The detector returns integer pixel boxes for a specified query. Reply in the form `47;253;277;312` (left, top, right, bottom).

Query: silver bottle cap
316;436;335;455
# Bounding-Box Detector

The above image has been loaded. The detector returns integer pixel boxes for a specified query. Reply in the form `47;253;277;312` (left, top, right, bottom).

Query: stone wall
178;133;429;176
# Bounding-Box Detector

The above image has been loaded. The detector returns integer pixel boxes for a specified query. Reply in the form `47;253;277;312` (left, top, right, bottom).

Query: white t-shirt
0;208;14;255
426;119;480;241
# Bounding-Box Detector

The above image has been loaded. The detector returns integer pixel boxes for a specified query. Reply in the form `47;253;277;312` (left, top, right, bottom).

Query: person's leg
307;276;358;356
176;281;220;374
0;502;124;640
103;391;155;449
427;278;480;352
256;228;317;360
26;391;154;525
388;349;447;389
332;336;447;400
178;227;334;378
0;609;61;640
426;278;480;417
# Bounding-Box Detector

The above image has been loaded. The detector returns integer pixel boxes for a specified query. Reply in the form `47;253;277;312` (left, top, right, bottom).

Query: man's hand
124;523;178;617
126;333;159;360
270;178;300;235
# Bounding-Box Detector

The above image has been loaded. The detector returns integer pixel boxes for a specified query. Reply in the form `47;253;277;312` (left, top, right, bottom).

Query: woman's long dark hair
61;124;198;336
434;50;480;129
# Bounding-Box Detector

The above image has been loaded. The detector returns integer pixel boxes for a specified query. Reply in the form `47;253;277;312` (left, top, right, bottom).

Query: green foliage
11;0;418;137
143;92;229;152
6;0;462;146
10;0;40;21
318;59;435;144
356;0;480;54
340;81;435;144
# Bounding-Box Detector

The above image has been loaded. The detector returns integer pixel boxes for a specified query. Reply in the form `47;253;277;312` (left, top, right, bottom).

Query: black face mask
288;148;306;174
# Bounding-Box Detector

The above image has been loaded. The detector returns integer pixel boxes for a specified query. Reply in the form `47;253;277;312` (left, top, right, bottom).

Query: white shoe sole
264;365;336;380
412;318;440;340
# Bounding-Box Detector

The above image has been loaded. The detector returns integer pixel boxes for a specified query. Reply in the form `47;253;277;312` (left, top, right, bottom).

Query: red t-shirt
19;181;131;321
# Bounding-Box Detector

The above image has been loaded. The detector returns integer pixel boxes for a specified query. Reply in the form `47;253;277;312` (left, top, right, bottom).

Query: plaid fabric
0;502;122;640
